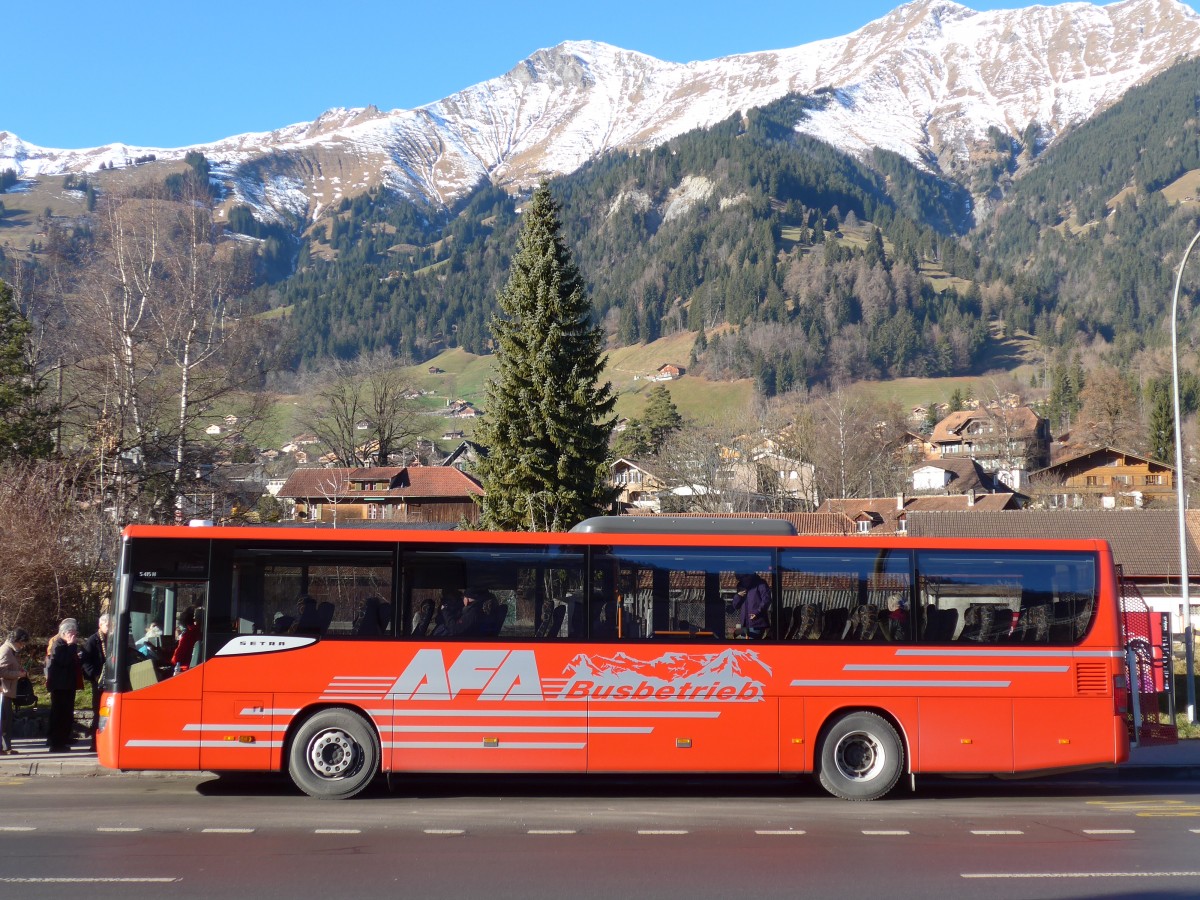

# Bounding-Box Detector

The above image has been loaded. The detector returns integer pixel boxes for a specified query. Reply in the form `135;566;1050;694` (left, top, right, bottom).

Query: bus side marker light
1059;739;1071;745
483;737;499;748
961;739;973;744
676;738;692;749
791;738;803;744
239;736;256;744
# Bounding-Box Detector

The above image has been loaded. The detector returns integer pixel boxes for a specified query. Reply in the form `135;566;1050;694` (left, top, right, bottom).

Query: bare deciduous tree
303;356;433;468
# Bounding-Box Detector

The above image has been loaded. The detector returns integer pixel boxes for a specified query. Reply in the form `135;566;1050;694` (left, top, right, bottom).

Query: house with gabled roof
276;465;483;525
1028;446;1175;509
912;457;1017;498
612;458;667;512
930;406;1050;485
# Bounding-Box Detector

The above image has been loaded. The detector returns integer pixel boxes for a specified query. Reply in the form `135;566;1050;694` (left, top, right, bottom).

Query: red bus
97;518;1129;800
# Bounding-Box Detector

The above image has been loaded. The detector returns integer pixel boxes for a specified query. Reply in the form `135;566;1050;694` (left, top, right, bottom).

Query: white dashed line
971;830;1024;835
0;826;35;832
314;829;361;834
638;830;688;835
96;827;143;833
201;828;255;834
755;830;806;835
424;829;465;835
1082;829;1135;835
528;829;576;834
0;883;178;888
862;830;910;835
963;872;1200;879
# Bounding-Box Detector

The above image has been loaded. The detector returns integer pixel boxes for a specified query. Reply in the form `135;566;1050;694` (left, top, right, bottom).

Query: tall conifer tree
0;278;52;460
476;183;617;531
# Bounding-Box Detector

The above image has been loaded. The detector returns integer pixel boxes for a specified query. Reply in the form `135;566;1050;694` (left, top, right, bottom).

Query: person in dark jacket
432;589;486;638
46;618;82;752
80;614;110;751
732;573;771;639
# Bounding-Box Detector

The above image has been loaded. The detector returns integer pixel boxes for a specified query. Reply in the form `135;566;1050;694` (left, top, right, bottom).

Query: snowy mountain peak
3;1;1200;224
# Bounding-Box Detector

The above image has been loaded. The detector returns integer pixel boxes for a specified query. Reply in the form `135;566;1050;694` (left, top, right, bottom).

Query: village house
1029;446;1176;509
928;405;1051;487
911;457;1015;498
611;458;667;512
654;364;684;381
277;465;484;525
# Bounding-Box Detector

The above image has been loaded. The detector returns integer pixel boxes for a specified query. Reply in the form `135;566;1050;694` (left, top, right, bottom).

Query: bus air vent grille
1075;662;1108;695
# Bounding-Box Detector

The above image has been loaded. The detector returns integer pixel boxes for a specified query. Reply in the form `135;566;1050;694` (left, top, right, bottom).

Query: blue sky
5;0;1198;149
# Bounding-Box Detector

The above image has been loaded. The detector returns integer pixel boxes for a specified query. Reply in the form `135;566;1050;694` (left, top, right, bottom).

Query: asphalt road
2;772;1200;899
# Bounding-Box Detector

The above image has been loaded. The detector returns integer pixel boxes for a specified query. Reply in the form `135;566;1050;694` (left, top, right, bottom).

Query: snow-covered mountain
3;0;1199;224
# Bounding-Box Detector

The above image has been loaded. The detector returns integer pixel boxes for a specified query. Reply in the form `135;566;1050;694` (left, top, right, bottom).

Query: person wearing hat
46;618;83;752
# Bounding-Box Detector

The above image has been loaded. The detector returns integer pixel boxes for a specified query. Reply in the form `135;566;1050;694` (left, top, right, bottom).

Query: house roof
277;466;483;500
817;494;1019;532
930;406;1043;443
912;458;1001;494
1032;445;1173;477
907;509;1200;578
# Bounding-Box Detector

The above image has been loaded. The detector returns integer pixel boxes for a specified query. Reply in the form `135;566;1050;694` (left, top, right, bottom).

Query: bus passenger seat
820;606;849;640
793;604;823;640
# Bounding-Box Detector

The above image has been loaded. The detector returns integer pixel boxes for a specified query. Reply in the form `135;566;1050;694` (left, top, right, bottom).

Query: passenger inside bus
289;595;323;636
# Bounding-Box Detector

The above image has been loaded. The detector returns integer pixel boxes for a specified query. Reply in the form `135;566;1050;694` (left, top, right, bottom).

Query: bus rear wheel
288;709;379;799
817;711;903;801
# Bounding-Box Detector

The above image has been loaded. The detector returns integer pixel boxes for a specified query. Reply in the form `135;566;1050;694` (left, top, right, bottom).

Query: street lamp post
1170;224;1200;724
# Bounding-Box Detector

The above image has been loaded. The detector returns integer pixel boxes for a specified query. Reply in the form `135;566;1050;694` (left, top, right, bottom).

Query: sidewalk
4;734;1200;779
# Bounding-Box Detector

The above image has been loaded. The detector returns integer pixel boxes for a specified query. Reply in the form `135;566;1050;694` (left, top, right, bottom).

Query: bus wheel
817;711;903;801
288;709;379;799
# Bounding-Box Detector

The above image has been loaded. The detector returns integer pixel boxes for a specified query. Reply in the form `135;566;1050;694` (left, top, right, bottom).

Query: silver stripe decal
844;664;1067;673
183;724;285;732
124;740;283;748
895;649;1120;658
385;741;586;750
791;679;1010;688
379;725;651;735
364;708;719;719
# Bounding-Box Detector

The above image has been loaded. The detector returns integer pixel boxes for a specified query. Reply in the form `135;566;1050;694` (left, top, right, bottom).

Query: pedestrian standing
80;614;110;751
45;618;82;752
0;628;30;755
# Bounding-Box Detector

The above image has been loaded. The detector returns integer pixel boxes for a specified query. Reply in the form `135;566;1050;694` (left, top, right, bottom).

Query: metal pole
1170;225;1200;724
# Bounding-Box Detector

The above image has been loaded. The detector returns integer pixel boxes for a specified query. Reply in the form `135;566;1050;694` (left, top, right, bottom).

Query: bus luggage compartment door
198;693;274;771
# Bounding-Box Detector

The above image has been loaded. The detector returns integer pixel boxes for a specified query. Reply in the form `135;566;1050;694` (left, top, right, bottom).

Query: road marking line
862;830;910;835
201;827;254;834
423;829;465;835
755;830;806;835
638;830;688;835
528;830;576;834
96;827;143;833
1082;829;1135;834
963;872;1200;879
971;830;1024;835
315;829;361;834
1190;829;1200;834
0;826;35;832
0;883;180;888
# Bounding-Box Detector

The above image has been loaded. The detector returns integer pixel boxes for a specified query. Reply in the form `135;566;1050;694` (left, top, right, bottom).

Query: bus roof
570;516;798;537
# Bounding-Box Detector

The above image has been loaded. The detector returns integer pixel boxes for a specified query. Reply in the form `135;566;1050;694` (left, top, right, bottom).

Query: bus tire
288;709;379;800
817;711;903;801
